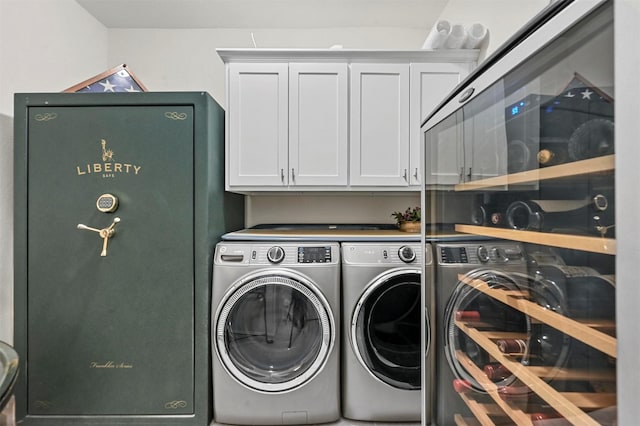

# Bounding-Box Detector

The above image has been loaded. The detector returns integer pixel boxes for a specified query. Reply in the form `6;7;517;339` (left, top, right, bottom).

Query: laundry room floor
210;420;420;426
330;420;421;426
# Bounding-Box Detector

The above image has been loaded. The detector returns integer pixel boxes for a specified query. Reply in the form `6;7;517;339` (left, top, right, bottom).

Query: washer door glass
352;271;422;390
216;274;333;393
444;269;570;394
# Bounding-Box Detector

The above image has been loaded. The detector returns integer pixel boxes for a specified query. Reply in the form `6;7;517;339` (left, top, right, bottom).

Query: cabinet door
228;63;288;187
461;81;508;182
350;64;410;186
410;63;473;186
424;110;464;186
289;63;348;186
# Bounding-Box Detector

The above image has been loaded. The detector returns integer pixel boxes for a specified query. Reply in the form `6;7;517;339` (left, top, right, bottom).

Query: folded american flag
64;64;148;93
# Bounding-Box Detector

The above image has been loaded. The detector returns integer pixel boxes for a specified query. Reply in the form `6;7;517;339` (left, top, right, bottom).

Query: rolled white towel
444;24;468;49
463;23;488;49
421;19;452;49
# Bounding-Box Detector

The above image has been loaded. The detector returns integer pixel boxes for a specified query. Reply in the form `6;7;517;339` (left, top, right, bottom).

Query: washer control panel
398;245;417;263
266;246;285;264
437;243;525;265
297;246;332;263
215;243;339;266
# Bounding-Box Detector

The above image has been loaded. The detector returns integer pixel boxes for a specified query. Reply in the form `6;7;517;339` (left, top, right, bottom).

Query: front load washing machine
211;242;340;425
433;241;577;425
341;242;433;422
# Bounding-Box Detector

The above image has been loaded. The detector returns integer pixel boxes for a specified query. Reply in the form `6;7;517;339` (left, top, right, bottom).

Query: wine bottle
495;324;569;368
496;338;527;354
507;139;535;173
497;383;531;400
568;118;614;160
471;201;505;226
455;310;481;322
470;194;519;227
534;264;615;321
537;146;569;167
529;408;562;422
455;296;527;332
505;196;612;234
452;378;473;394
483;362;512;381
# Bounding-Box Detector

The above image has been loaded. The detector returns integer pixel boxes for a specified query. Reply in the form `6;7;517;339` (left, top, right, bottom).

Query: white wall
0;115;13;344
0;0;108;116
0;0;107;344
436;0;550;60
247;193;420;227
0;0;549;345
107;27;428;108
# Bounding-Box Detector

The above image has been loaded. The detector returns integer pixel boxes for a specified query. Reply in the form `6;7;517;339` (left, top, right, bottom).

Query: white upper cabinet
227;62;348;189
227;63;288;187
410;63;474;186
289;63;349;186
219;49;478;192
350;64;410;186
424;111;465;187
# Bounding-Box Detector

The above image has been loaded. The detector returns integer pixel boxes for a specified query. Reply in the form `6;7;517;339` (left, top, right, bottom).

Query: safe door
13;94;217;423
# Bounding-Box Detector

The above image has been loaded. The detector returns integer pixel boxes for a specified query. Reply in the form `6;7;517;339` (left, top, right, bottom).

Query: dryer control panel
341;243;429;266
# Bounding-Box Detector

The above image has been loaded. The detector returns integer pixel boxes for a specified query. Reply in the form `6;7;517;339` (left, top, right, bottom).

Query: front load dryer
212;242;340;425
341;242;433;422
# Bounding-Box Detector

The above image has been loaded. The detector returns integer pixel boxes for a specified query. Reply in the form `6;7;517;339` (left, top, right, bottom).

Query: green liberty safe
13;92;244;425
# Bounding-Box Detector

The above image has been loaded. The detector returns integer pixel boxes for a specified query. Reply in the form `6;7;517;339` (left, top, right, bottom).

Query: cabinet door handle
281;168;285;182
413;168;419;180
459;87;475;103
403;169;408;181
467;167;472;179
291;168;295;181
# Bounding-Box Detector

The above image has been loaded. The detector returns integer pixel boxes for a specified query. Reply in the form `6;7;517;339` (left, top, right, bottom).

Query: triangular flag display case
13;92;244;425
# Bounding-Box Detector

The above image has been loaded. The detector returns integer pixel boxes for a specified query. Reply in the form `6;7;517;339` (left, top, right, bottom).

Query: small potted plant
391;206;421;232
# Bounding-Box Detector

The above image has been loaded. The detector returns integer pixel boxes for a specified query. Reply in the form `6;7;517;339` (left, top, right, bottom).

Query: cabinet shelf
457;274;617;358
456;320;611;426
454;224;616;255
454;155;615;192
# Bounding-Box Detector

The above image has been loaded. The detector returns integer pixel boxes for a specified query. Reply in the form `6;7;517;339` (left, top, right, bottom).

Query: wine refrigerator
422;1;619;425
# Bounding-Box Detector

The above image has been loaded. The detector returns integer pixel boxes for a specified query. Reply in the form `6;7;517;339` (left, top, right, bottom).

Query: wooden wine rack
447;151;616;424
457;274;616;358
452;352;614;425
453;155;614;192
451;274;617;425
454;225;615;255
452;155;616;255
455;320;614;426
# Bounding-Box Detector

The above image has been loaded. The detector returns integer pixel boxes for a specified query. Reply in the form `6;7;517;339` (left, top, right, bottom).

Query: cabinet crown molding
217;48;479;64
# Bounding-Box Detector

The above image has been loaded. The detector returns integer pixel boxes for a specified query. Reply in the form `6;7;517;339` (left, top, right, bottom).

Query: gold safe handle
77;217;121;257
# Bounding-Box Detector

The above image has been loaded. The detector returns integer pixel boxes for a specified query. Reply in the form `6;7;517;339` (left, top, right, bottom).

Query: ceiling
76;0;449;29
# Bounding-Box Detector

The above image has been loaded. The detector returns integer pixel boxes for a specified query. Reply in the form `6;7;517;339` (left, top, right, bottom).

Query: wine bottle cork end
452;379;473;393
537;149;553;164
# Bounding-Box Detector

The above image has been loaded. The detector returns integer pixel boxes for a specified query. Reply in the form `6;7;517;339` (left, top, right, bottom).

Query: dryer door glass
352;272;421;390
216;275;333;393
